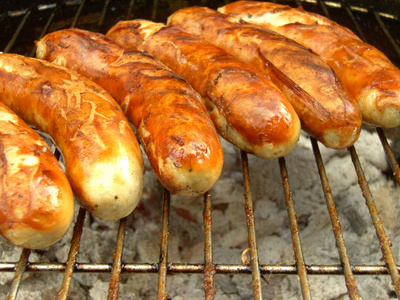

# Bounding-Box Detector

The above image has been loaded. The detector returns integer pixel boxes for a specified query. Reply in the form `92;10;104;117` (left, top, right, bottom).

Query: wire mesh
0;1;399;299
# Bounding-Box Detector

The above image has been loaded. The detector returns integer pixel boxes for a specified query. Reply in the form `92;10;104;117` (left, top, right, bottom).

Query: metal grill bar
373;11;400;57
107;217;127;300
376;128;400;187
6;248;30;300
203;191;216;299
126;0;136;20
342;2;369;42
56;2;92;294
70;0;86;28
151;0;159;21
98;0;111;27
2;261;400;275
294;0;303;7
311;138;361;299
241;151;263;300
28;3;59;57
279;157;311;300
1;1;400;299
157;189;171;300
3;9;32;53
58;208;87;300
349;146;400;297
316;0;331;19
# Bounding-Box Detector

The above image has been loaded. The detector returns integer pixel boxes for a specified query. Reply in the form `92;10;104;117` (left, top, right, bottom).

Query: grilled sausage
36;28;223;197
0;101;74;249
219;1;400;128
107;20;301;159
0;53;144;221
167;6;362;149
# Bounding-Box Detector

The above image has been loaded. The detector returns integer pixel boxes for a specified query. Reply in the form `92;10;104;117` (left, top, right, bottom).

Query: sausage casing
219;1;400;128
0;101;74;249
36;28;223;197
167;6;362;149
0;53;144;221
107;20;301;159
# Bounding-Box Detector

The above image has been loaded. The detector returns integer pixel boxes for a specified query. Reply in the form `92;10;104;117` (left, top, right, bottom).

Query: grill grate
1;0;400;299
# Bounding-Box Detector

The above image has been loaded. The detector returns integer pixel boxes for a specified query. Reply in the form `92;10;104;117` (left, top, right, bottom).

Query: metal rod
70;0;86;28
203;191;216;299
7;248;31;300
151;0;159;21
29;8;57;57
107;217;127;300
376;128;400;187
317;0;331;19
342;4;368;42
241;151;263;300
1;261;399;275
311;138;361;300
157;189;171;300
98;0;111;27
279;157;311;300
125;0;136;20
349;146;400;298
3;9;32;53
53;29;90;300
58;208;87;300
293;0;303;7
373;11;400;58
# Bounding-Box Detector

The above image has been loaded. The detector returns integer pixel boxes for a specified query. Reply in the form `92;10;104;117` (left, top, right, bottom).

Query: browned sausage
0;53;144;221
219;1;400;128
0;101;74;249
107;20;301;159
36;28;223;197
167;6;362;149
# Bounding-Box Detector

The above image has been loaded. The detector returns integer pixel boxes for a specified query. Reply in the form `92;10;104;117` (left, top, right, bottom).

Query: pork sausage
219;1;400;128
0;53;144;221
107;20;301;159
36;28;223;197
0;101;74;249
167;7;362;149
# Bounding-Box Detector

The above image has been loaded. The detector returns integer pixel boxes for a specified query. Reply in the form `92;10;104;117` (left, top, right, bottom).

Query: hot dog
0;53;144;221
0;101;74;249
167;6;362;149
219;1;400;128
36;28;223;197
107;20;301;159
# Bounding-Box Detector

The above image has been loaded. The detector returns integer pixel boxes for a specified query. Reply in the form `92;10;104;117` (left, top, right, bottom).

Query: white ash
0;128;399;299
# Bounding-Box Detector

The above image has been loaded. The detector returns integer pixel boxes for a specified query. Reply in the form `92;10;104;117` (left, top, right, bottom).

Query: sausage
107;20;301;159
36;28;223;197
0;101;74;249
219;1;400;128
0;53;144;221
167;7;362;149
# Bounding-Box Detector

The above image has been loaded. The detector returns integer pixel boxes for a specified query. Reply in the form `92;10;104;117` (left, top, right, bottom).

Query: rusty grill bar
311;138;361;299
157;189;171;300
107;216;127;300
58;208;86;299
278;156;311;300
203;191;216;300
349;146;400;296
1;0;400;299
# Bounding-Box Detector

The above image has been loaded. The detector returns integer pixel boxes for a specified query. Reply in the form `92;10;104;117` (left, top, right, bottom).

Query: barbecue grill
0;0;400;299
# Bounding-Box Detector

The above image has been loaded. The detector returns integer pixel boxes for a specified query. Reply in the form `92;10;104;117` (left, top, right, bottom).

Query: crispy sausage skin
0;53;144;221
167;7;362;149
36;28;223;197
219;1;400;128
107;20;301;159
0;101;74;249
